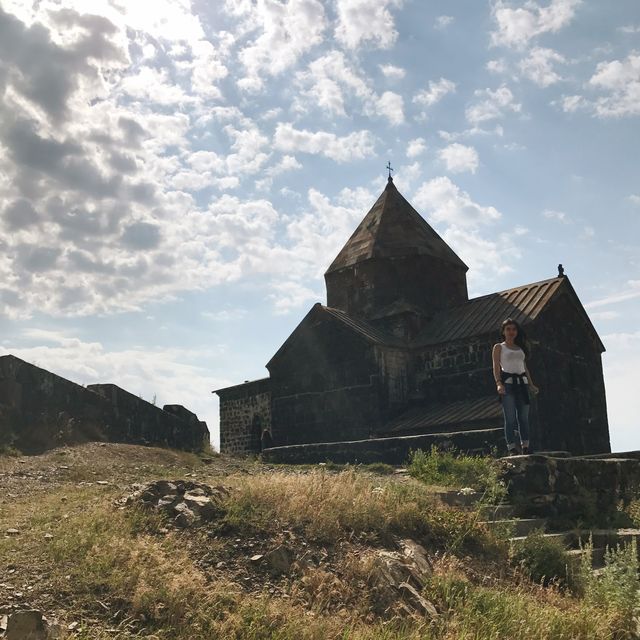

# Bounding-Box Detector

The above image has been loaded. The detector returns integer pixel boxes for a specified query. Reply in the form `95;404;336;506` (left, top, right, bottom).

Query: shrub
575;538;640;634
408;446;505;502
509;530;568;585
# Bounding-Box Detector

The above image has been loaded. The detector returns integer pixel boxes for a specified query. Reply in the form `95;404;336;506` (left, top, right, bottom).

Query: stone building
215;177;610;460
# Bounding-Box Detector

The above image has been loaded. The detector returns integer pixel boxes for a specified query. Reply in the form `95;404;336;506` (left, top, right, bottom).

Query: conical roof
326;178;468;274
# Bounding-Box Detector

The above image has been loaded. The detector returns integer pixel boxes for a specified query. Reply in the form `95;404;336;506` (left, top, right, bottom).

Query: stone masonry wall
217;378;271;455
88;384;209;451
0;354;209;453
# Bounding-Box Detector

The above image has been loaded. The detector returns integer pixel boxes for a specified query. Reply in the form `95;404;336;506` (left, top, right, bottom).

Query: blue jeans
501;384;530;449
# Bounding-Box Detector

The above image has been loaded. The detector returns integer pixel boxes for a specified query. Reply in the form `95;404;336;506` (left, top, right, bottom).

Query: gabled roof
266;303;404;369
325;178;468;274
323;306;405;347
413;275;604;351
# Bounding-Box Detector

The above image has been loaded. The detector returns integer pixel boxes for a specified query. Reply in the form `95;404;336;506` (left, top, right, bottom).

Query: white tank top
500;342;526;375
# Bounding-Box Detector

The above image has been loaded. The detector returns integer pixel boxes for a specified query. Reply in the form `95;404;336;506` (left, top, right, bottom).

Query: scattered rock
398;582;438;618
44;533;54;541
263;545;293;576
124;480;228;529
5;609;48;640
5;529;20;536
366;538;436;618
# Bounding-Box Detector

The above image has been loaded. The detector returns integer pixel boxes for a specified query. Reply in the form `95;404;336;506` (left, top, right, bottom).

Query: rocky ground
1;443;636;640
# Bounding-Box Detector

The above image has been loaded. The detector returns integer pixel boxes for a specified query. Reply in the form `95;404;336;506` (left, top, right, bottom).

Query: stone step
435;489;484;507
484;517;547;537
510;528;640;550
566;547;607;570
480;503;516;520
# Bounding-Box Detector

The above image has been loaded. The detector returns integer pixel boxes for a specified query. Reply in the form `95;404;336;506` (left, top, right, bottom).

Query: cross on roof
386;161;394;180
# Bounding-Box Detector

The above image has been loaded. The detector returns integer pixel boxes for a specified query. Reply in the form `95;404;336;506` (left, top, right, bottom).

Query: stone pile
127;480;229;528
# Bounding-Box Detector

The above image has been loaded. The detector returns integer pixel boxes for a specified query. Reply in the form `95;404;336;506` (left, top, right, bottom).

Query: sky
0;0;638;451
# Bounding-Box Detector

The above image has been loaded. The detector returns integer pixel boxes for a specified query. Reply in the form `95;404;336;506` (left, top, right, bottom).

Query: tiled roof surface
326;178;468;274
323;306;406;348
413;277;564;346
379;396;503;436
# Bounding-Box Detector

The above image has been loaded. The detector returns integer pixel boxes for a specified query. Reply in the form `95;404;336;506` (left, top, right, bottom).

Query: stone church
215;177;611;461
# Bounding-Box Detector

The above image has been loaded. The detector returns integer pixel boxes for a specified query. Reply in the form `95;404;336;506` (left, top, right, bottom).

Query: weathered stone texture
502;453;640;523
217;378;271;455
88;384;209;451
0;355;209;453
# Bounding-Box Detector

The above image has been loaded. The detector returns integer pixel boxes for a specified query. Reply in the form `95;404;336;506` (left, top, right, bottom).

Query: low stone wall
501;453;640;524
87;384;208;451
262;427;504;465
0;355;209;453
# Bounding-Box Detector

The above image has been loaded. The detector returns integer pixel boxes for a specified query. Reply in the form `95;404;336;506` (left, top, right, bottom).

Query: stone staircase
436;468;640;574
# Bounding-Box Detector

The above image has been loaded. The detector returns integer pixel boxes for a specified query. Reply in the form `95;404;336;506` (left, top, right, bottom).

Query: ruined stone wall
0;355;209;453
503;453;640;523
217;378;271;455
88;384;209;451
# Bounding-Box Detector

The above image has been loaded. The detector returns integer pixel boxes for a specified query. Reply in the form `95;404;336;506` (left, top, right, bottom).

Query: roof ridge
325;181;468;274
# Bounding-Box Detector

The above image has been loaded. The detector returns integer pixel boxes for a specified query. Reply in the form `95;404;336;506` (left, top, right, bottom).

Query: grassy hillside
0;443;637;639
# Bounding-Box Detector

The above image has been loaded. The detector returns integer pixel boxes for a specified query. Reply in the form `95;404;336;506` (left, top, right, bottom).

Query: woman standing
492;318;539;455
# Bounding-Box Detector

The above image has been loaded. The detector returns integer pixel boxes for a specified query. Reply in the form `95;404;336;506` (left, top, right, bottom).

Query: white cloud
434;15;454;30
438;143;479;174
618;25;640;34
628;195;640;206
296;50;401;121
590;310;619;321
588;53;640;118
518;46;566;86
234;0;327;92
585;281;640;309
267;280;320;314
413;176;501;228
491;0;582;49
560;94;585;112
376;91;404;125
273;123;376;161
406;138;427;158
465;85;521;125
413;77;456;107
487;59;508;74
379;63;406;79
334;0;403;50
542;209;569;222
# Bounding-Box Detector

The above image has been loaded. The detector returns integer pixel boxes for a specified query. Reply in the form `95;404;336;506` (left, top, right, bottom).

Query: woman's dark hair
500;318;530;357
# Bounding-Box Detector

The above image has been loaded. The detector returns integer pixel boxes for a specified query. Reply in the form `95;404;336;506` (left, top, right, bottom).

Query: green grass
509;530;570;586
408;446;506;501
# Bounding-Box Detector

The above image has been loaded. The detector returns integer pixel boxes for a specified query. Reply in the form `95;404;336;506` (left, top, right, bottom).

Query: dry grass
1;444;638;639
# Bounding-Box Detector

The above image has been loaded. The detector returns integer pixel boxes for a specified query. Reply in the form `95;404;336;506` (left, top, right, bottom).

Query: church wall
268;315;383;446
217;378;271;455
411;293;610;455
325;255;468;322
414;339;496;405
528;293;610;455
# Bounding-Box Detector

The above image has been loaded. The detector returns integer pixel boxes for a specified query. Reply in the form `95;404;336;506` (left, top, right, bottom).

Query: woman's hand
530;383;539;395
497;383;506;396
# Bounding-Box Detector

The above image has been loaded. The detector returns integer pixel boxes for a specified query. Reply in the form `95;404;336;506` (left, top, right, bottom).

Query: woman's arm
525;362;539;394
492;343;505;395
